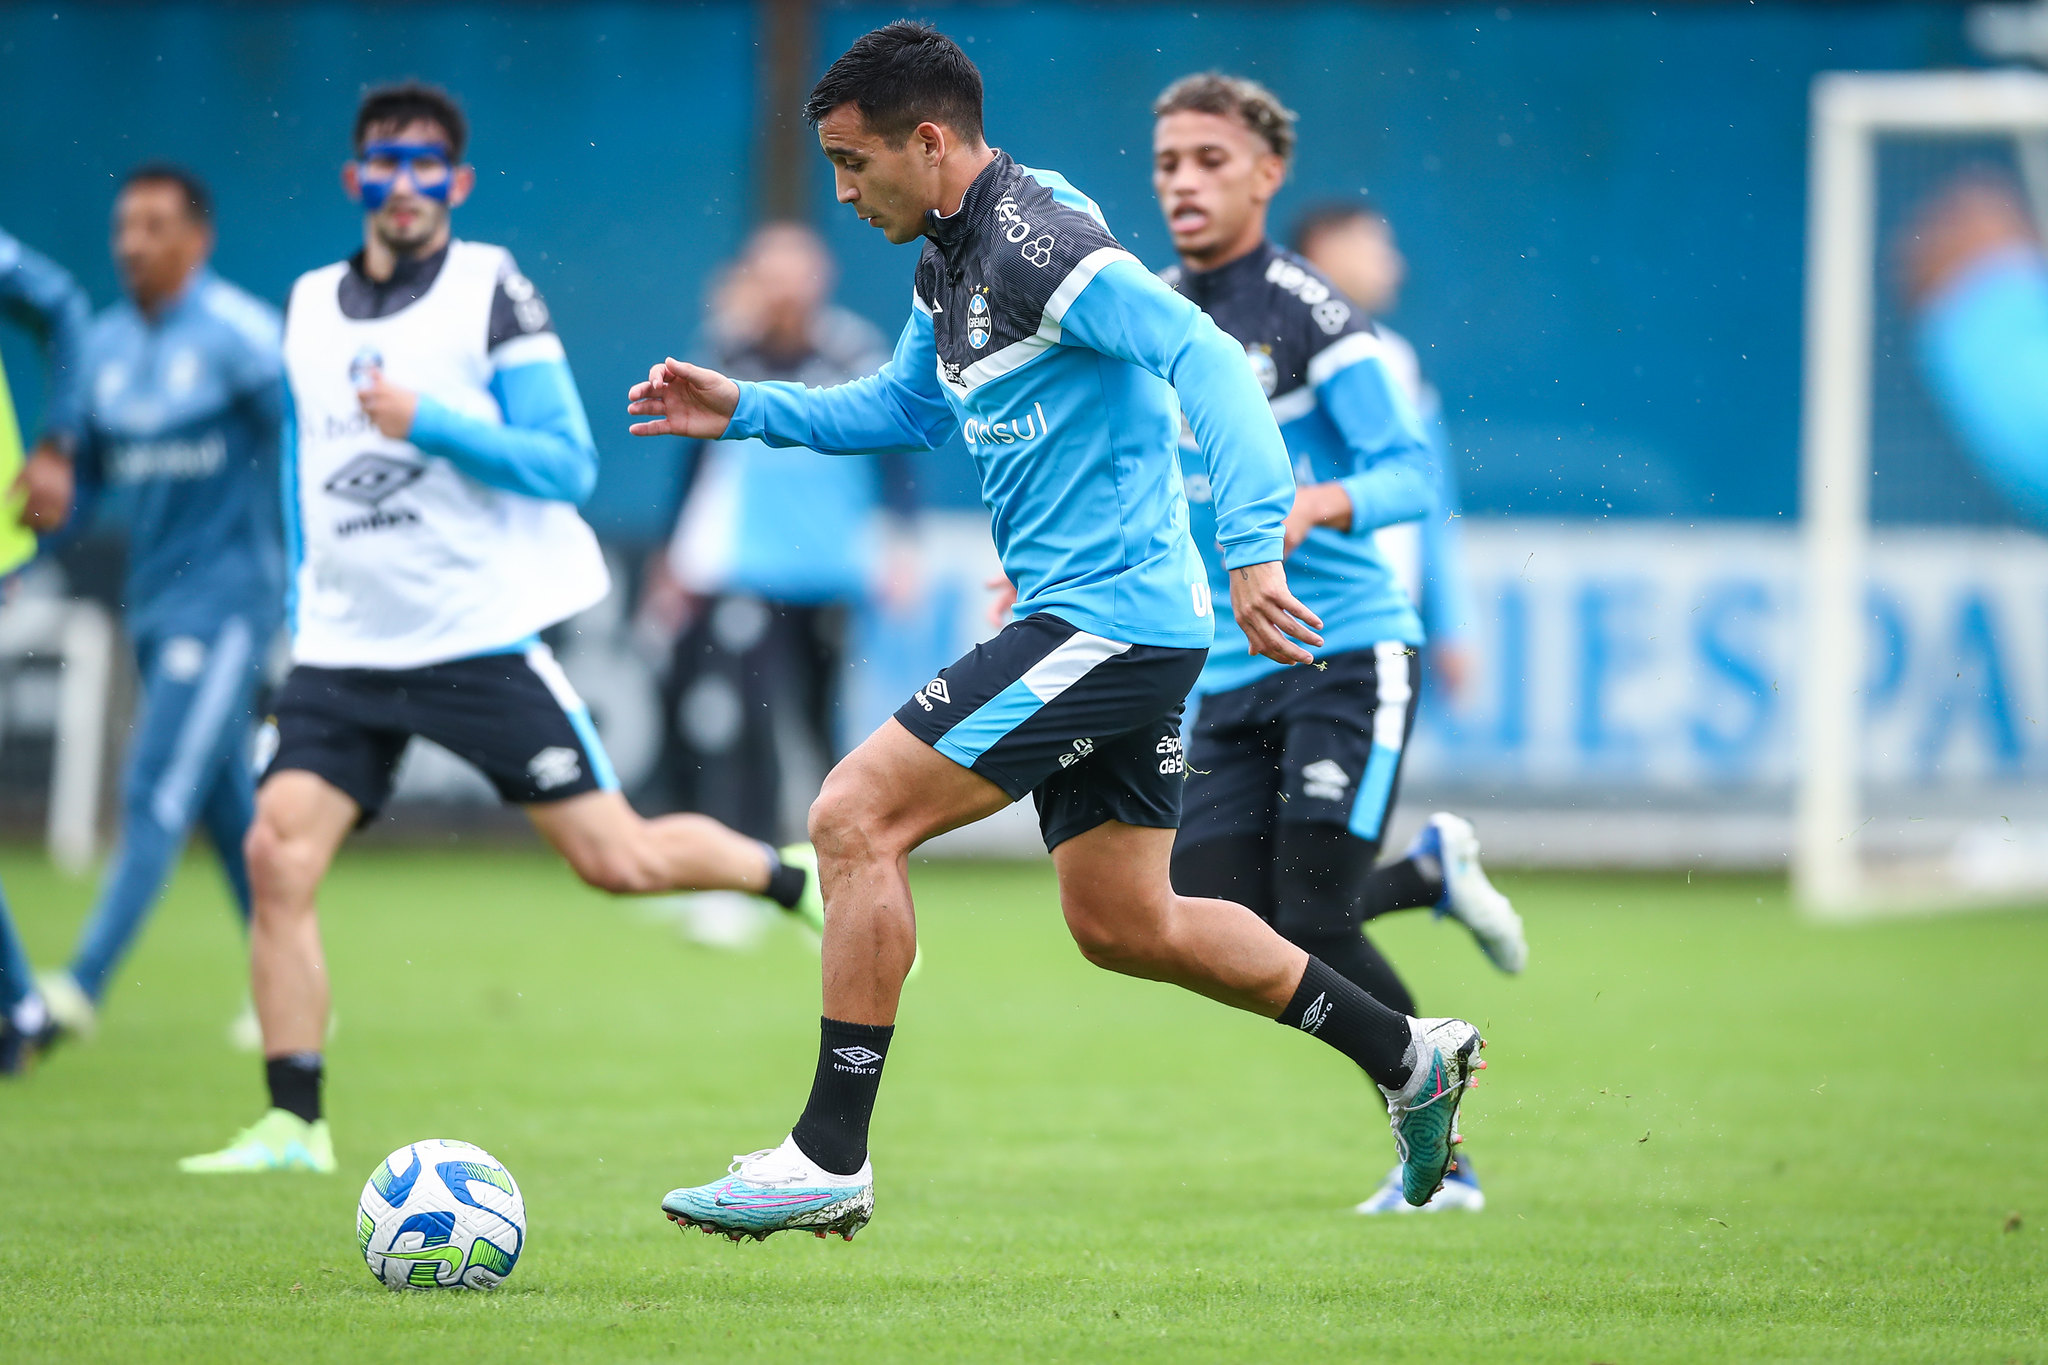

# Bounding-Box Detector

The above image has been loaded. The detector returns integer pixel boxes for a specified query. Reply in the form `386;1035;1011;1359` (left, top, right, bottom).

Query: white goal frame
1797;69;2048;918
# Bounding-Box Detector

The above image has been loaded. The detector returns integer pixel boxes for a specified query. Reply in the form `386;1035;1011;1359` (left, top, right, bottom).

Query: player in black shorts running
1152;73;1527;1213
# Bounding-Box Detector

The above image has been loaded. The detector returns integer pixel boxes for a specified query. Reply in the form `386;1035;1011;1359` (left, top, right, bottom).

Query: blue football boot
661;1135;874;1242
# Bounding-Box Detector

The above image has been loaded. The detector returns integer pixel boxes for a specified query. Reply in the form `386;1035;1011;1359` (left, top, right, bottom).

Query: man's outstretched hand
627;358;742;439
1229;560;1323;666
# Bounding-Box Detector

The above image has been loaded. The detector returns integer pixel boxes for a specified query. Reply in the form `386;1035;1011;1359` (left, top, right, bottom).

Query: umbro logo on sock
832;1046;883;1073
1300;992;1331;1034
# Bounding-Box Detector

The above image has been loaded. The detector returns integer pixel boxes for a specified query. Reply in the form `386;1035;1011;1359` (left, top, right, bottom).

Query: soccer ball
357;1139;526;1290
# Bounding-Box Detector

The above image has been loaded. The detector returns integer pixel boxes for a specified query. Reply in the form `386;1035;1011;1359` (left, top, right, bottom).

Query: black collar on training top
1164;238;1366;409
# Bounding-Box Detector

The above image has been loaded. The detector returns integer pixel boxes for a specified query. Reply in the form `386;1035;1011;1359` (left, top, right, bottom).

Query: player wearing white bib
182;83;826;1174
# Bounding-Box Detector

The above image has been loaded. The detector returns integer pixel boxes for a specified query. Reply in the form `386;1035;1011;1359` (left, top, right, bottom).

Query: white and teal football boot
178;1109;335;1174
661;1135;873;1242
1380;1016;1486;1207
1355;1159;1486;1214
35;969;97;1040
1410;813;1526;974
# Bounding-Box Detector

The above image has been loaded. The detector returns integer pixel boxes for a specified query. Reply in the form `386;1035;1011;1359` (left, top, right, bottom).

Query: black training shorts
1179;642;1421;855
894;613;1206;851
260;643;619;823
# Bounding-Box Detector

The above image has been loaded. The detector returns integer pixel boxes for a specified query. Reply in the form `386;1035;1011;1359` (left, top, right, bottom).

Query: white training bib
282;240;609;669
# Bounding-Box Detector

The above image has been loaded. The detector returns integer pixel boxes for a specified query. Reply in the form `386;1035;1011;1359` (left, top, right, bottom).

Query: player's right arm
1917;244;2048;522
1;230;92;530
1054;254;1321;662
627;299;954;455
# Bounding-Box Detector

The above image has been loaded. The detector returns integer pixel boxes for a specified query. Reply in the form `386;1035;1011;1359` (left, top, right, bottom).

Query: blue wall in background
0;2;1982;538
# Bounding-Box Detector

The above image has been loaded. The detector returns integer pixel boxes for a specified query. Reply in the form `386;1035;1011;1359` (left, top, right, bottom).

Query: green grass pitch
1;845;2043;1362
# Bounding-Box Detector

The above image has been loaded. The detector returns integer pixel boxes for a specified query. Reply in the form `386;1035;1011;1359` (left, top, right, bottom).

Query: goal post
1797;69;2048;918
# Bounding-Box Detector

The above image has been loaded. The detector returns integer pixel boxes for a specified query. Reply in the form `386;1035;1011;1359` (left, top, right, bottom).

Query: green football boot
178;1108;335;1174
776;842;827;937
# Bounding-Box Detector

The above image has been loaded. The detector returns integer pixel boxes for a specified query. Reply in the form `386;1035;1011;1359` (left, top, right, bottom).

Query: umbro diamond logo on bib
324;452;425;507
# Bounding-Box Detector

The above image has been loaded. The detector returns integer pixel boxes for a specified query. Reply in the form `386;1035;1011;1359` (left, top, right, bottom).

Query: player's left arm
1057;254;1320;661
382;261;598;505
1283;333;1434;553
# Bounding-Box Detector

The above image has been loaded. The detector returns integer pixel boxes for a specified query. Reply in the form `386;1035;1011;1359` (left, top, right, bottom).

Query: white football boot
1409;813;1526;974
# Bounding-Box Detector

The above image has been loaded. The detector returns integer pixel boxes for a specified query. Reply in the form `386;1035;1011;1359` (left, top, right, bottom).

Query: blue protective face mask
355;141;454;210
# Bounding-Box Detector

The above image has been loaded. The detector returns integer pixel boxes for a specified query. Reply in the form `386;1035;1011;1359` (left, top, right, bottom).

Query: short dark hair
1292;200;1387;256
803;20;984;146
1153;72;1297;163
354;81;469;160
121;162;212;225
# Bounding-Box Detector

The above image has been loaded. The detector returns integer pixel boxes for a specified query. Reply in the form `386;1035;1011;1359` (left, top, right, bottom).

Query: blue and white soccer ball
357;1139;526;1290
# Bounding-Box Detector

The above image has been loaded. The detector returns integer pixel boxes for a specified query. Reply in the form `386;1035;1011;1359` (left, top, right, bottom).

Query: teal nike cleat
776;842;826;937
178;1108;336;1174
661;1135;873;1242
1380;1017;1486;1207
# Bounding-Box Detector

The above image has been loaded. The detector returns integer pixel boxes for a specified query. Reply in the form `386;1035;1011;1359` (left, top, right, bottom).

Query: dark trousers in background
659;596;847;845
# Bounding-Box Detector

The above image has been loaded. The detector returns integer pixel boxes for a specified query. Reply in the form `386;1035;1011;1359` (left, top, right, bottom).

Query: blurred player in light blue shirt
645;223;910;840
28;166;283;1040
1294;202;1474;702
1910;179;2048;522
0;226;90;1073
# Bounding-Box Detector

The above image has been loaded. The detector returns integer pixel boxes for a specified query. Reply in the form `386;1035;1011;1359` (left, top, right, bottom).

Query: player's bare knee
808;776;892;865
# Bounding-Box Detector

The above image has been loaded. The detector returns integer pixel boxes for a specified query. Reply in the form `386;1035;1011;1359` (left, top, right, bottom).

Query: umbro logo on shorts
1058;737;1095;768
913;678;951;711
832;1046;883;1073
527;746;583;791
1302;759;1351;801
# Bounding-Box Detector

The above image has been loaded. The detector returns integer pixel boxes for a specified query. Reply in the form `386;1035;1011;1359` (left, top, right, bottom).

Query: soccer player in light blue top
1151;75;1520;1214
634;21;1487;1241
0;225;90;1074
1909;179;2048;521
27;166;284;1045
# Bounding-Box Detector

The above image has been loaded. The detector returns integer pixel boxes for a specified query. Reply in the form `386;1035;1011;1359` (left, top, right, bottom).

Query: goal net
1798;69;2048;917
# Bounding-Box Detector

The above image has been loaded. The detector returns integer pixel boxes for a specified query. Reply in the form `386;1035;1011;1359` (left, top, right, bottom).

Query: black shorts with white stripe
1180;643;1421;856
260;642;619;824
893;612;1207;851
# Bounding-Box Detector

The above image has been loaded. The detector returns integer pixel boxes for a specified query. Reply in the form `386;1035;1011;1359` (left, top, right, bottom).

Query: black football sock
1359;856;1444;923
1266;824;1416;1013
1297;930;1417;1018
265;1051;323;1124
1276;957;1414;1091
761;842;806;910
789;1017;893;1177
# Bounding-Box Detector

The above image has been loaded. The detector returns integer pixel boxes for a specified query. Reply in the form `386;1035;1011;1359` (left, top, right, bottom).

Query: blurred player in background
1294;200;1475;705
1907;179;2048;519
1151;75;1523;1214
20;168;282;1048
0;226;89;1073
634;22;1486;1241
641;221;909;843
181;83;826;1175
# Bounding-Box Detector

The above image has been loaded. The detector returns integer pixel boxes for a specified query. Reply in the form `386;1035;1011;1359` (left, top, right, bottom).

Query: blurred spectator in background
1294;202;1474;703
1907;178;2048;523
28;166;285;1046
0;226;89;1073
638;222;914;843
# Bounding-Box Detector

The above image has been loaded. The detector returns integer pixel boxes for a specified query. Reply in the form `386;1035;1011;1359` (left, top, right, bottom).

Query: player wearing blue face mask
180;83;820;1175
